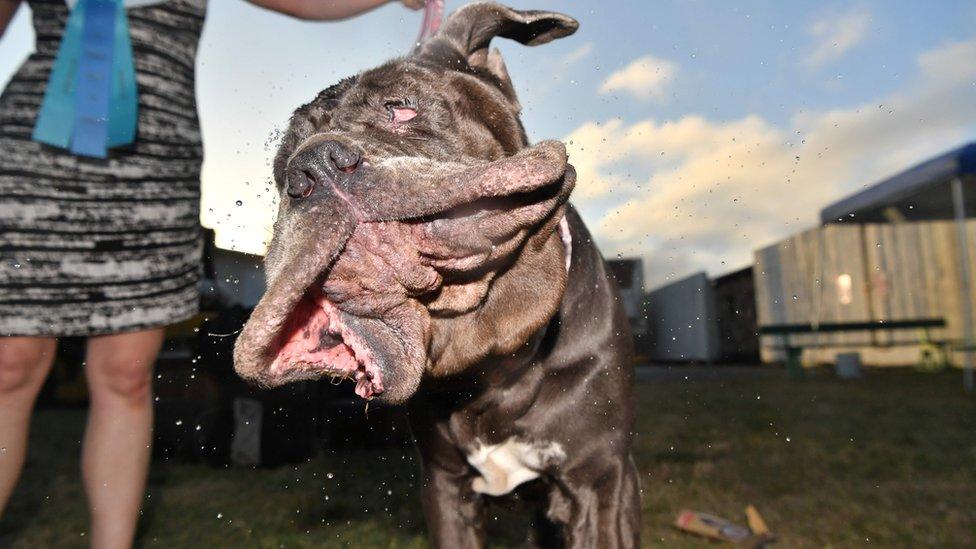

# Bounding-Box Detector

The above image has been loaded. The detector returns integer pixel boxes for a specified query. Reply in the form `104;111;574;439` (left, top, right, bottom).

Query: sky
2;0;975;289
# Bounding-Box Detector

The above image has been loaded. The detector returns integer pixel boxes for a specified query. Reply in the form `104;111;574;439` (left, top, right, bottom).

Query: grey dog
234;3;640;547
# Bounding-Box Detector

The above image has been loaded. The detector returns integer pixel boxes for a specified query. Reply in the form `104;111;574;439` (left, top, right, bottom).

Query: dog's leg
410;401;486;549
548;455;641;549
420;460;486;549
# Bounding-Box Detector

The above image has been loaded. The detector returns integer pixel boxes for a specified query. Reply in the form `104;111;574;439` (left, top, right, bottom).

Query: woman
0;0;422;547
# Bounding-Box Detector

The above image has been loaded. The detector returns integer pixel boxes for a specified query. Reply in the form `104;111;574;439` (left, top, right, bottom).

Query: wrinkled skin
233;2;639;547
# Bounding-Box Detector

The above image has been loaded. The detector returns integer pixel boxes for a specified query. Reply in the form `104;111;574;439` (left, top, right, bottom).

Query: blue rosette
32;0;139;158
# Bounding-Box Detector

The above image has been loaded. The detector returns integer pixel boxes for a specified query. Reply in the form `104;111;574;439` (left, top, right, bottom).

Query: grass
2;367;975;547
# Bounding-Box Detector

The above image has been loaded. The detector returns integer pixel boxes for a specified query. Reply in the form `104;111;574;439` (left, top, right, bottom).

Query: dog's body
410;207;640;547
234;3;640;546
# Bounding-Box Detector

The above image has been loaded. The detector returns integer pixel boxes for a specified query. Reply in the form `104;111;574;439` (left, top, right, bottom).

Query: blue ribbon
32;0;138;159
31;0;88;149
108;1;137;148
69;0;115;158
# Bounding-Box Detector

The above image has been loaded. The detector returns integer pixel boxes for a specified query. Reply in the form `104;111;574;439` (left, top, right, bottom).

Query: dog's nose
285;168;317;199
285;140;362;199
326;141;361;174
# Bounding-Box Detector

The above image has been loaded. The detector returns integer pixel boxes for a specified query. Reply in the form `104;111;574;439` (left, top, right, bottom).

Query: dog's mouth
269;287;384;399
234;218;434;403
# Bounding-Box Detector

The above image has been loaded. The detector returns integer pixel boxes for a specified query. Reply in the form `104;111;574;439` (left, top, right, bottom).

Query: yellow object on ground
675;506;775;546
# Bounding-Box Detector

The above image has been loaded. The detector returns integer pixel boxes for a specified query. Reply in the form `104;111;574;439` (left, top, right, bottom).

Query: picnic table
759;318;947;377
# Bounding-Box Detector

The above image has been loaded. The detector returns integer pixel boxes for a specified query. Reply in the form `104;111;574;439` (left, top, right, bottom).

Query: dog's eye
386;102;417;124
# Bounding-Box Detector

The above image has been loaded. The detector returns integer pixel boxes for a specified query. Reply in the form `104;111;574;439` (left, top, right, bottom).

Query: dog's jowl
233;2;640;547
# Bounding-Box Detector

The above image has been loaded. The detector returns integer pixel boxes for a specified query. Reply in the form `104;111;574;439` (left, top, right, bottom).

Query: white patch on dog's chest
557;215;572;272
465;438;566;496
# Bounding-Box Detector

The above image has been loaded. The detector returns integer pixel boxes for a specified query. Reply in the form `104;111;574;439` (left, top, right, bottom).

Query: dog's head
233;2;578;403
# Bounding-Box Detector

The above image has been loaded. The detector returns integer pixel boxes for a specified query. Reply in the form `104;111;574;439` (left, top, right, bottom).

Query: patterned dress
0;0;207;336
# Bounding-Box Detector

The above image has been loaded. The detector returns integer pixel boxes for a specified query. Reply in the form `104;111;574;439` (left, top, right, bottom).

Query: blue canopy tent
820;142;976;390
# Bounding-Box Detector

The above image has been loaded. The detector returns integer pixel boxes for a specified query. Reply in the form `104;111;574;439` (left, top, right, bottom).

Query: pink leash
415;0;445;47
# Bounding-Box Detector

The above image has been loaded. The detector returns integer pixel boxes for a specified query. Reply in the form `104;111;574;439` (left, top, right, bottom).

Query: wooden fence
753;219;976;365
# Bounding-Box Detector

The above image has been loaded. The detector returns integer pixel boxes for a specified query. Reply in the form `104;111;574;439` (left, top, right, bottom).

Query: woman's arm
247;0;423;21
0;0;22;38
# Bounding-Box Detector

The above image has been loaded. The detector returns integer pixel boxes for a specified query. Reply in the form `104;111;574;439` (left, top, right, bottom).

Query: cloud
559;42;594;66
569;39;976;288
598;54;677;101
805;7;872;68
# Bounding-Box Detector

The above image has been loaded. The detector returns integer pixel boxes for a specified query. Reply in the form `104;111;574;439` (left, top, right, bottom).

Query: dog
233;3;640;546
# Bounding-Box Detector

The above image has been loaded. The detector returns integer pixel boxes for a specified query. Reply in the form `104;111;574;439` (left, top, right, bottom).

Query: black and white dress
0;0;207;336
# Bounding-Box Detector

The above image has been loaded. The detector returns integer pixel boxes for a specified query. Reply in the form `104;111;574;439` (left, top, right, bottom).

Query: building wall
605;258;649;337
212;249;265;308
644;272;719;362
753;219;976;366
713;268;760;363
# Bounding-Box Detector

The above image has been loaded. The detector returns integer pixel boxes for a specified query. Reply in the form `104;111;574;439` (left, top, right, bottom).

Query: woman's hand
247;0;422;21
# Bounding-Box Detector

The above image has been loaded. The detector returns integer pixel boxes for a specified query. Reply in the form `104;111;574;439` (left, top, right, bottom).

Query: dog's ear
432;2;578;69
484;48;520;110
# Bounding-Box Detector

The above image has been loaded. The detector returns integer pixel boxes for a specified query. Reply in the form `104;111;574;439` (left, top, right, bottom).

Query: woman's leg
82;328;164;549
0;336;57;516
